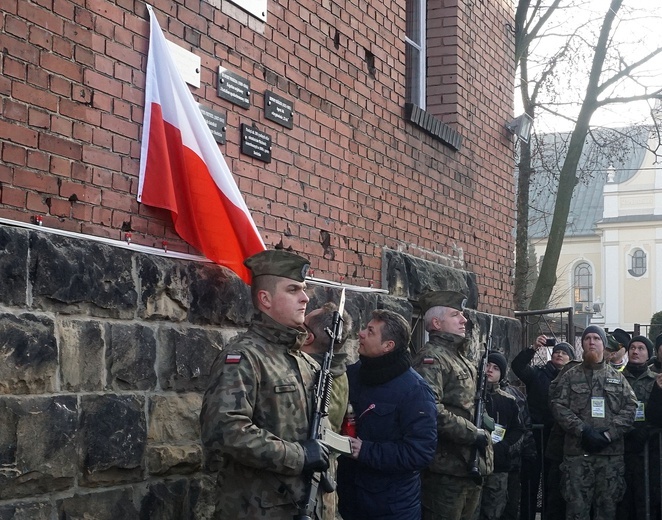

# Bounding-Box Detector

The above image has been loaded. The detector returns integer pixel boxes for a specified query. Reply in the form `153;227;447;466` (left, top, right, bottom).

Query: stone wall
0;224;244;519
0;224;520;519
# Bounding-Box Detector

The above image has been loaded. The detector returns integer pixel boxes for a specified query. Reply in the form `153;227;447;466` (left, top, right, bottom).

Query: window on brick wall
404;0;462;151
405;0;426;108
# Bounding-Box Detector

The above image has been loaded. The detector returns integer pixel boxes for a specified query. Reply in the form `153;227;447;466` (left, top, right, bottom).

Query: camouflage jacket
623;364;657;405
308;351;349;433
550;360;637;457
412;331;493;477
622;364;658;453
200;311;320;518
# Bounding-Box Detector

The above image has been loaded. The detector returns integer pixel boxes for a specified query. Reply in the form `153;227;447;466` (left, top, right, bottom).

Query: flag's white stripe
140;5;262;246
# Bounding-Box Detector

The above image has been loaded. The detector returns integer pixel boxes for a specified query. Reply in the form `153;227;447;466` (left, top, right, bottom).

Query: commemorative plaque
217;67;251;109
198;105;227;144
240;124;272;163
264;91;294;129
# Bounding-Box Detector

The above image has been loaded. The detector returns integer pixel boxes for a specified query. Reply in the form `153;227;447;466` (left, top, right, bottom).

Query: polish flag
139;5;265;284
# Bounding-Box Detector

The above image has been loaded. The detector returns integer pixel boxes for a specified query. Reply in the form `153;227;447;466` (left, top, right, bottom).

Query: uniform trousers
560;454;625;520
422;471;482;520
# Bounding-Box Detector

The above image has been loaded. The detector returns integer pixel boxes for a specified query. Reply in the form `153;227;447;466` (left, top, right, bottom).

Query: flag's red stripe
141;103;263;283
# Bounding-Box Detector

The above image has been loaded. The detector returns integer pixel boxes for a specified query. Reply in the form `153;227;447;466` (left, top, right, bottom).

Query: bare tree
513;0;662;311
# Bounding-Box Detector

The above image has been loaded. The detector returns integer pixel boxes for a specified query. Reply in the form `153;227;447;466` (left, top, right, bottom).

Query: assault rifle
294;288;346;520
468;313;492;482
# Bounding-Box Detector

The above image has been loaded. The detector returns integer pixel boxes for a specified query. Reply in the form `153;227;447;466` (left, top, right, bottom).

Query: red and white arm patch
224;353;243;364
422;357;436;364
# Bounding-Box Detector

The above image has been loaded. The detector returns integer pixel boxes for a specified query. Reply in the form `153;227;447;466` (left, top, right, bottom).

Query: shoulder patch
423;357;436;364
606;377;620;385
224;353;243;364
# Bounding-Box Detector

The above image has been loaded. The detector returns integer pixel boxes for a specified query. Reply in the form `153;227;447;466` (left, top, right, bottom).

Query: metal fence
529;425;662;520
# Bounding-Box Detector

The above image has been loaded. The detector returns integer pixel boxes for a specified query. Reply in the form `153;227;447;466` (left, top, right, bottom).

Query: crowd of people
199;249;662;520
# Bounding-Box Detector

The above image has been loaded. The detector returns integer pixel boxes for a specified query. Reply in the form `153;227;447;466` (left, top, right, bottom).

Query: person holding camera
510;335;574;520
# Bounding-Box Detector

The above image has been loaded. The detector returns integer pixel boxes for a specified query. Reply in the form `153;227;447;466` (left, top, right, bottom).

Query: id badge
491;423;506;443
635;401;646;421
591;397;605;418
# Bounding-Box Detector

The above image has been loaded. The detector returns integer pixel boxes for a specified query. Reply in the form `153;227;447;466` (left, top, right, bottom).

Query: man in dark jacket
499;378;536;520
510;337;574;520
648;334;662;373
617;335;660;520
475;352;524;520
337;309;437;520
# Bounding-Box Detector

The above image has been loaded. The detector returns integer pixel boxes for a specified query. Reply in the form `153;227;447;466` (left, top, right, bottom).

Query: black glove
580;425;610;453
474;429;490;449
300;439;330;472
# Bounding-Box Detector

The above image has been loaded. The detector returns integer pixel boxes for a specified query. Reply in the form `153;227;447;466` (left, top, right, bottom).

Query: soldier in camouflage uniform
302;302;353;433
617;336;660;520
549;325;637;520
412;290;493;520
200;249;329;519
302;302;354;520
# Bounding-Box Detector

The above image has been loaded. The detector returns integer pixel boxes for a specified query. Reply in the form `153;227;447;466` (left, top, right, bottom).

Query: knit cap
488;351;508;382
581;325;608;350
552;342;575;360
628;335;654;360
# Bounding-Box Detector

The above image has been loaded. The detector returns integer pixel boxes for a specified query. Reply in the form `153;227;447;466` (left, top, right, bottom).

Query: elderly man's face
436;308;467;337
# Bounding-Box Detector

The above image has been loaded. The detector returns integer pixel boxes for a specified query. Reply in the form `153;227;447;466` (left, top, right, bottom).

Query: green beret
606;328;630;352
243;250;310;282
419;290;467;314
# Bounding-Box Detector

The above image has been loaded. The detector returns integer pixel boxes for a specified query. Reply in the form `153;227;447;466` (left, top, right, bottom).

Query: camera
545;338;556;347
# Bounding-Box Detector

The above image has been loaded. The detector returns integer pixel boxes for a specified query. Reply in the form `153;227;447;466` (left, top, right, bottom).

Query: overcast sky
517;1;662;132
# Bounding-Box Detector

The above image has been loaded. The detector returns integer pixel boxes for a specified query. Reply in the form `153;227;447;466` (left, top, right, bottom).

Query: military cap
243;249;310;282
606;327;630;352
419;290;467;314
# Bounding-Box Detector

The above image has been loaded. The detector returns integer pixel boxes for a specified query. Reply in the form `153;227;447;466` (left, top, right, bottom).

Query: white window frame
573;261;593;312
405;0;426;109
627;247;648;278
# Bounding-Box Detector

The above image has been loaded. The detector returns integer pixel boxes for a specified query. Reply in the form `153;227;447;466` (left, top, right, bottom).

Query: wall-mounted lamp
592;297;603;317
505;113;534;143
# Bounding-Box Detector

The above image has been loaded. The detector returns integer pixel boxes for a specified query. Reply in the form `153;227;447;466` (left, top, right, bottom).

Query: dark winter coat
337;363;437;520
485;383;525;473
501;381;537;469
511;348;561;428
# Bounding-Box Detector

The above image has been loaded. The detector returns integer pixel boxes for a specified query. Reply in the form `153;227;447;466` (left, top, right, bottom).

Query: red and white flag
139;6;265;284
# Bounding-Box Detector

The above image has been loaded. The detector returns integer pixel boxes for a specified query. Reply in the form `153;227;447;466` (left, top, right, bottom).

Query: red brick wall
0;0;516;314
